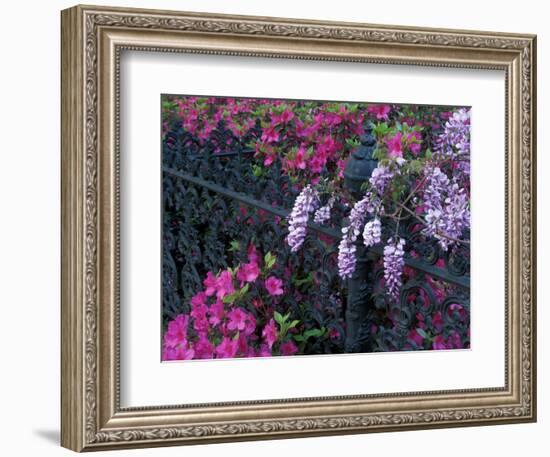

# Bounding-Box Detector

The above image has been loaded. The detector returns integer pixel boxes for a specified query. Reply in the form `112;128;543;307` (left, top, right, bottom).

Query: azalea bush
162;95;471;359
163;245;336;360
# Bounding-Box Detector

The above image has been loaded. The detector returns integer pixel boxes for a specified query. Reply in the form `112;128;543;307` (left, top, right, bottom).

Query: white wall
0;0;546;455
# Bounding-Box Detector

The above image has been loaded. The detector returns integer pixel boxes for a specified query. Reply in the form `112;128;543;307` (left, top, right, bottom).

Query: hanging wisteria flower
434;108;471;177
337;194;371;278
383;237;406;297
369;165;394;195
423;167;470;250
286;185;319;252
313;196;335;224
337;232;357;280
363;217;382;248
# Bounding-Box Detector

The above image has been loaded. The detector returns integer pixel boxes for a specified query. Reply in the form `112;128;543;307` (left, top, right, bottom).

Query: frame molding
61;4;536;451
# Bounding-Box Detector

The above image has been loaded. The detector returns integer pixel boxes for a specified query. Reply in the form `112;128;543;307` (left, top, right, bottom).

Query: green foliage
372;122;391;137
293;327;327;343
264;251;276;271
274;311;300;340
228;240;241;252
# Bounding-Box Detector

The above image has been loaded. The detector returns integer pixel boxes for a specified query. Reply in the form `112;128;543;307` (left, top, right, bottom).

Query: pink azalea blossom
279;340;298;356
260;125;279;143
163;314;189;347
243;313;257;336
192;314;210;334
189;297;209;333
367;104;391;120
295;119;317;138
203;271;217;297
190;291;207;309
163;341;195;361
215;337;239;358
264;276;284;296
257;344;273;357
194;336;214;359
237;333;249;355
247;244;260;264
386;132;403;159
271;108;294;125
263;153;276;166
309;152;327;174
262;318;278;348
294;146;307;170
208;299;225;327
407;131;422;155
216;270;235;299
323;112;342;127
227;307;249;332
190;301;208;321
320;135;339;157
236;261;260;283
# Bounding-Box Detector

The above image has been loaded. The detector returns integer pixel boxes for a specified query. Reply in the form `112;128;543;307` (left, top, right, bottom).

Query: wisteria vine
286;107;471;298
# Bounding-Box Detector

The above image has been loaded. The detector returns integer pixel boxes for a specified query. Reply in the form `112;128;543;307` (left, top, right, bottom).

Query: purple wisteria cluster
422;167;470;251
337;195;372;279
286;185;319;252
369;165;395;195
313;196;335;224
362;217;382;247
383;237;406;297
434;108;471;177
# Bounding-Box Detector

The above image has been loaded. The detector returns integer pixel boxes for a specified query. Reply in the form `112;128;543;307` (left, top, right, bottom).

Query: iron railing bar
163;166;470;290
207;149;255;158
164;166;290;218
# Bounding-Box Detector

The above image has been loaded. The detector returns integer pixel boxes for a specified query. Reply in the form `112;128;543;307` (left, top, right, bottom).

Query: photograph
161;95;471;360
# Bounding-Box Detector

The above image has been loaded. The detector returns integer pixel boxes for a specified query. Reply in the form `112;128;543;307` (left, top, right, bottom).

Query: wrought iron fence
162;123;470;353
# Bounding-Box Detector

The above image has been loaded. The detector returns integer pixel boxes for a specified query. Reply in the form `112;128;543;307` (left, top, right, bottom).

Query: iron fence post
343;129;378;352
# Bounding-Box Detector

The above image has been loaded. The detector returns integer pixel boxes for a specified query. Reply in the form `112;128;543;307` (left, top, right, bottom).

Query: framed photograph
61;4;537;451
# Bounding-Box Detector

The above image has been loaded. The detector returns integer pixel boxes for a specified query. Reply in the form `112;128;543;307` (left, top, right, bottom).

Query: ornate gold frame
61;4;537;452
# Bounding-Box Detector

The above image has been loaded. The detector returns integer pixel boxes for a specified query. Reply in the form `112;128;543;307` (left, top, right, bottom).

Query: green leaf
293;273;314;287
372;122;390;137
239;283;250;297
274;311;284;325
228;240;241;252
345;137;360;147
304;328;325;339
289;320;300;329
222;292;238;304
264;251;276;270
252;165;263;177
